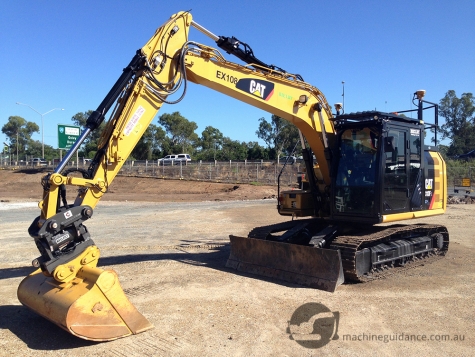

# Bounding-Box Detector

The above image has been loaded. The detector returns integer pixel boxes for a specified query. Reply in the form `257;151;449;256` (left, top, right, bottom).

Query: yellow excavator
17;11;449;341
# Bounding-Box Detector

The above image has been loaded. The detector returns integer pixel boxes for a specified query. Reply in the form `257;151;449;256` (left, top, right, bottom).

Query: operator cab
331;111;429;224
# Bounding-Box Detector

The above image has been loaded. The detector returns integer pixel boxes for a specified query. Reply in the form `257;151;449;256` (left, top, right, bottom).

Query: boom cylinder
191;21;219;41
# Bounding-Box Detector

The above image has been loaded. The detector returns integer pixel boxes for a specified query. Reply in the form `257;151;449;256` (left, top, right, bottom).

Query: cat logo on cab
236;78;274;101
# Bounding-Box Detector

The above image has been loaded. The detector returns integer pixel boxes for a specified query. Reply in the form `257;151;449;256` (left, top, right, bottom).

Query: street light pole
16;102;64;158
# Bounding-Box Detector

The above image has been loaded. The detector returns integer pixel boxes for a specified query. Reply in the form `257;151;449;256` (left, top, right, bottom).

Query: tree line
438;91;475;156
67;111;300;161
1;110;301;162
2;90;474;162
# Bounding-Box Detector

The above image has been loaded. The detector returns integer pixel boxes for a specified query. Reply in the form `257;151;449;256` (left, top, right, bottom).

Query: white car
159;154;191;165
31;158;47;166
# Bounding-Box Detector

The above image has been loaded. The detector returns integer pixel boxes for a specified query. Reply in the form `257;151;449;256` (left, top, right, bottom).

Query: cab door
382;128;409;212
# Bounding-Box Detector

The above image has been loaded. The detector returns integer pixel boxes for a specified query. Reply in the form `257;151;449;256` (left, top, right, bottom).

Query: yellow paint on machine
382;208;446;223
429;151;447;210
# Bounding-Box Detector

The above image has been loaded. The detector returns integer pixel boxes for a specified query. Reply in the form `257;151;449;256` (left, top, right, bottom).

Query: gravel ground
1;197;474;356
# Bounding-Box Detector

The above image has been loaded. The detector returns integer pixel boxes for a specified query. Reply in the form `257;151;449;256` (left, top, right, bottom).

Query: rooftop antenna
341;81;345;113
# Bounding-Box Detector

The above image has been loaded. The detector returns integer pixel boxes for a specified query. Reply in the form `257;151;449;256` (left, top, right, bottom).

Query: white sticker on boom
124;106;146;136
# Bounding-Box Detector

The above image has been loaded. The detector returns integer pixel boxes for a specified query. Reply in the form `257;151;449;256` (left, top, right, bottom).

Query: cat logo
236;78;274;101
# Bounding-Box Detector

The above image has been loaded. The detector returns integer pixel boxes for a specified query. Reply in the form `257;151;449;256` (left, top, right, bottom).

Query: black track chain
247;221;449;284
330;224;449;282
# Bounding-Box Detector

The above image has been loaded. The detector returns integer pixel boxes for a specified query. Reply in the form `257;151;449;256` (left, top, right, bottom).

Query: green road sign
58;124;80;150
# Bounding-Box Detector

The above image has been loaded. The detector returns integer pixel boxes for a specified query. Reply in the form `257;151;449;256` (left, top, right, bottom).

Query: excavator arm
18;11;340;341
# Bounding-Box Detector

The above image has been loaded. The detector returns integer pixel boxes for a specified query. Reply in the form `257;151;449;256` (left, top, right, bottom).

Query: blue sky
1;0;473;150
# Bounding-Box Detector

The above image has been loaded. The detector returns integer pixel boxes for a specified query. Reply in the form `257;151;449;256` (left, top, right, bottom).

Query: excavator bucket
17;266;153;341
227;235;344;292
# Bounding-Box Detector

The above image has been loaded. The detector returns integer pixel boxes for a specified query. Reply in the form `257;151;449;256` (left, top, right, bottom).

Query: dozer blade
17;266;153;341
227;235;344;292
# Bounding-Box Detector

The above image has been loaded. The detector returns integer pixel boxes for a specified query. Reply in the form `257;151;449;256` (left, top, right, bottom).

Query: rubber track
329;224;449;282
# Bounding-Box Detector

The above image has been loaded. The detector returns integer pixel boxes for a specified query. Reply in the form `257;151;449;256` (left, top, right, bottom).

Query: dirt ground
0;168;278;204
0;169;474;356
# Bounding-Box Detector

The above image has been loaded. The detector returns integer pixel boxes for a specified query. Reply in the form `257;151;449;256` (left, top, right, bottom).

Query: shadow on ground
2;244;308;349
0;305;97;350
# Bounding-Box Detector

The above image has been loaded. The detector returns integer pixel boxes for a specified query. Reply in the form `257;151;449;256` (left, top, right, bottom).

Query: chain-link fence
3;156;475;192
0;158;303;187
120;160;303;186
0;155;76;168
